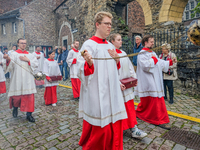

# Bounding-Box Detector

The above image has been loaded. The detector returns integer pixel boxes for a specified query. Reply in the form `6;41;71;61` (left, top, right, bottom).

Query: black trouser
13;107;32;116
163;80;173;102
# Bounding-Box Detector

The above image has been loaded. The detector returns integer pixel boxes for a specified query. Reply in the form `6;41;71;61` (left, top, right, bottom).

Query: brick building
0;0;33;14
182;0;200;27
0;0;62;54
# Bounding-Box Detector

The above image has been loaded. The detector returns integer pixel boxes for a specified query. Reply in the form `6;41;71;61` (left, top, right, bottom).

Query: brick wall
126;1;145;37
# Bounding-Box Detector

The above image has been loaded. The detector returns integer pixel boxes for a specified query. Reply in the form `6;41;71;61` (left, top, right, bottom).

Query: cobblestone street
0;79;200;150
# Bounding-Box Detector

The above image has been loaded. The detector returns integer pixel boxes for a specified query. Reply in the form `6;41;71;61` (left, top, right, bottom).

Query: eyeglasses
100;22;112;27
19;43;27;45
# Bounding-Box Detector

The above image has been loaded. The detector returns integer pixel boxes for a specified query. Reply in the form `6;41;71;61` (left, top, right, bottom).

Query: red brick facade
123;1;145;38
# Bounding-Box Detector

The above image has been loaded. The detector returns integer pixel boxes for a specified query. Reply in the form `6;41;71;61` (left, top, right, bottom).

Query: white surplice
77;39;127;128
134;50;169;98
43;59;61;87
8;50;15;56
32;52;45;73
118;50;136;102
0;52;6;82
6;51;38;97
66;49;80;78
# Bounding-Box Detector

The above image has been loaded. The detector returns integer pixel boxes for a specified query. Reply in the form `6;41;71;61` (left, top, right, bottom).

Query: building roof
0;7;21;20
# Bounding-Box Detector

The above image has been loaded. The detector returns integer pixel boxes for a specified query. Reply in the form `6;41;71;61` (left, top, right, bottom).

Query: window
191;1;195;9
191;11;194;18
12;22;17;33
186;12;189;20
186;3;189;10
2;24;6;35
196;12;200;17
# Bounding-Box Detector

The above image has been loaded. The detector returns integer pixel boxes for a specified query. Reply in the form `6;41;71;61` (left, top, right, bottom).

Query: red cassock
71;78;81;98
136;96;170;125
9;94;35;112
79;120;123;150
79;37;123;150
44;86;57;105
123;99;137;130
0;81;6;94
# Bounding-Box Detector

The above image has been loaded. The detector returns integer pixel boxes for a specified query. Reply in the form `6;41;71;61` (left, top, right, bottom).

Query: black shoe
12;108;18;118
26;115;35;122
169;100;173;104
63;78;67;81
158;124;171;130
164;97;168;101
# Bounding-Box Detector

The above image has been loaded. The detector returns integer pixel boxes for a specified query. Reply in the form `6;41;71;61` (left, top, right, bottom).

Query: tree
191;0;200;18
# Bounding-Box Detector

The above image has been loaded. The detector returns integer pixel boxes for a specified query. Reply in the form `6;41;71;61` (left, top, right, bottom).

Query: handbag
166;69;173;76
49;76;62;81
120;77;137;89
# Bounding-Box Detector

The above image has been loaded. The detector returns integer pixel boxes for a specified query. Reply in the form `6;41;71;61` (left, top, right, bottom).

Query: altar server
32;46;45;86
43;50;61;106
110;33;147;138
67;40;81;99
77;11;127;150
135;35;176;130
0;51;6;94
3;38;38;122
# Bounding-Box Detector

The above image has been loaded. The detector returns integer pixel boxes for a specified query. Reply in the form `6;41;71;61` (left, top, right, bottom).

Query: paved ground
0;79;200;150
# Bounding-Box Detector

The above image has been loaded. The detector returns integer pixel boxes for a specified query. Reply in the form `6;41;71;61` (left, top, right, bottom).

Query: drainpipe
16;16;25;39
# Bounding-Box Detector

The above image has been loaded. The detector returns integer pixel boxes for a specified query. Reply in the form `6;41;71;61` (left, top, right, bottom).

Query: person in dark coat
132;35;143;72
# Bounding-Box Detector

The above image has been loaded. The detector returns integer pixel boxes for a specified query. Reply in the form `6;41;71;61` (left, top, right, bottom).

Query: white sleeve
138;54;155;73
43;60;49;76
158;59;169;73
6;53;16;73
56;63;61;76
66;51;74;67
77;41;95;87
29;54;39;73
128;58;137;78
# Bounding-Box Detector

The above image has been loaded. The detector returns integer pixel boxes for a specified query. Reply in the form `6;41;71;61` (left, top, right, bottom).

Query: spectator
57;48;63;76
8;45;17;56
61;46;69;81
133;35;143;72
3;48;9;78
3;48;8;54
159;43;178;104
54;46;58;60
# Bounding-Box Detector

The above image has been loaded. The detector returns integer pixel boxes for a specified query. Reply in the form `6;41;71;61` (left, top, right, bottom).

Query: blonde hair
162;43;171;51
94;11;113;29
109;33;121;43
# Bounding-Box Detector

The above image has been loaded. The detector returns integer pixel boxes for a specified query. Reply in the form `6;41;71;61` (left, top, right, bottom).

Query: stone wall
20;0;58;48
0;18;24;50
0;0;33;14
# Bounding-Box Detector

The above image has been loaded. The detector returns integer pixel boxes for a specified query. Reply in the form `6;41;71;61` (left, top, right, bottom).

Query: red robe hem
79;120;123;150
9;94;35;112
123;99;137;130
44;86;57;105
71;78;81;98
136;96;170;125
0;81;6;94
